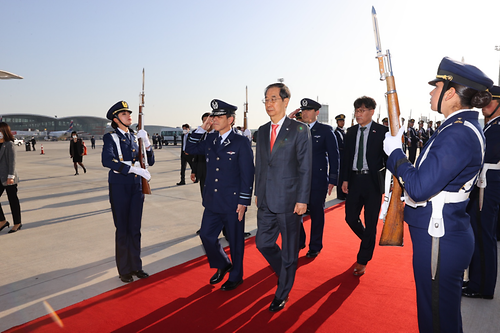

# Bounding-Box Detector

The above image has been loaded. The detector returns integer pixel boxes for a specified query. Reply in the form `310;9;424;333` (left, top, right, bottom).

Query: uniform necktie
216;136;222;149
357;127;366;171
270;124;278;152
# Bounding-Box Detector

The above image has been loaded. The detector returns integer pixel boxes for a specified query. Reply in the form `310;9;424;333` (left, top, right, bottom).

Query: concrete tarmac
0;141;498;332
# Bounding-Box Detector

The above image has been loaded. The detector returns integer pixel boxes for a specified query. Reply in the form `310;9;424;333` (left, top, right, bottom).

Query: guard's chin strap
114;116;134;134
437;81;450;114
486;100;500;119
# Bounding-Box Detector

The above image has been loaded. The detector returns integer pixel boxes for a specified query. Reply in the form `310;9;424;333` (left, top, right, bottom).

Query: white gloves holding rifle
136;129;151;148
128;166;151;181
383;126;405;156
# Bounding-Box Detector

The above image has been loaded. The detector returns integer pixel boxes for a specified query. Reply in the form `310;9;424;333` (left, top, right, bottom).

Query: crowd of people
1;57;498;332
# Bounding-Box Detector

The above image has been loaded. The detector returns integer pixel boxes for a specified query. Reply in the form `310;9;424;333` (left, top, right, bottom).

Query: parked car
14;138;25;146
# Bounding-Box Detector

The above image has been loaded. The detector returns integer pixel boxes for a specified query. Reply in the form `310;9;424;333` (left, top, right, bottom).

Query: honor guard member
185;99;254;291
381;117;389;127
407;119;419;164
463;85;500;300
334;114;346;200
427;120;435;138
296;98;339;257
102;101;155;283
384;57;492;332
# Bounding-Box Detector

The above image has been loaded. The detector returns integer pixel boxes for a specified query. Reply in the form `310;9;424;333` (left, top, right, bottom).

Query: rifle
372;7;404;246
138;68;152;195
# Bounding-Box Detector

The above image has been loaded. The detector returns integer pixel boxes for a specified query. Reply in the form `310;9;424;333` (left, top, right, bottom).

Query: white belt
123;161;141;167
478;161;500;189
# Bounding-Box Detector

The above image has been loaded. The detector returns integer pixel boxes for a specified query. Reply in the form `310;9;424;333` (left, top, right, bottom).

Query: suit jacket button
214;189;218;192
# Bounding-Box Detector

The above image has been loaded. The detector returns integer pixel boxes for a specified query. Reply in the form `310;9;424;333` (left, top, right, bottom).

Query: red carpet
7;202;418;332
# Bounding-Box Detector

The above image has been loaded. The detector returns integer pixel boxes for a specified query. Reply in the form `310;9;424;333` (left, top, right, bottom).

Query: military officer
186;99;254;291
463;85;500;300
384;57;493;332
102;101;155;283
381;117;389;127
406;118;419;164
334;114;346;200
292;98;338;258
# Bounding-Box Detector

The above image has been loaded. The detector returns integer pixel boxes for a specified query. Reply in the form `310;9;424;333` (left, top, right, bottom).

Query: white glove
383;126;405;156
128;166;151;181
136;129;151;147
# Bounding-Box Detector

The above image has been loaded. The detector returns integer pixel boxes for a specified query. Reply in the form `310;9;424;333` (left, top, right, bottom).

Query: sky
1;0;500;130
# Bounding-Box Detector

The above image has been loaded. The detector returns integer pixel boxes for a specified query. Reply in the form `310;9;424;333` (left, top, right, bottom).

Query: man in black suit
191;113;212;193
177;124;194;185
340;96;388;276
334;114;346;200
407;119;419;164
255;83;312;312
290;98;338;258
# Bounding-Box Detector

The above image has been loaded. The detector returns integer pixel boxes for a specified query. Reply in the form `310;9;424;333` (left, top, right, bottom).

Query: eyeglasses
354;108;371;114
262;97;282;104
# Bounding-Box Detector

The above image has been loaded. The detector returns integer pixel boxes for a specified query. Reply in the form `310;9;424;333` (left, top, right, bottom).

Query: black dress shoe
221;279;243;291
196;229;201;235
0;221;10;232
299;244;306;250
209;263;233;284
306;250;320;258
132;270;149;279
269;296;289;312
244;232;251;238
462;287;494;299
8;224;22;233
176;181;185;185
119;274;134;283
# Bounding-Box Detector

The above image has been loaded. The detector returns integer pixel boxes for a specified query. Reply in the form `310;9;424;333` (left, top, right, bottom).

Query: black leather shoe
462;287;493;299
196;229;201;235
221;279;243;291
244;232;251;238
269;296;289;312
8;224;22;233
176;181;185;185
132;270;149;279
306;250;320;258
209;263;232;284
119;274;134;283
0;221;10;232
299;244;306;250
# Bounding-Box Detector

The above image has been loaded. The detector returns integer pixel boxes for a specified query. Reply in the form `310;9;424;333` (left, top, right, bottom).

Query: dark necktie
357;127;366;171
216;136;222;149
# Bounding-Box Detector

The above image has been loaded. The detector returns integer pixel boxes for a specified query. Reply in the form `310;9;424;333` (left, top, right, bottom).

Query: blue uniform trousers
299;186;328;252
410;225;473;333
200;208;244;282
467;185;499;296
109;183;144;276
256;205;300;300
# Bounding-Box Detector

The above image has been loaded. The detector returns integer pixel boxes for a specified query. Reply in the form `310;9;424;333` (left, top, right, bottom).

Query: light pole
495;45;500;85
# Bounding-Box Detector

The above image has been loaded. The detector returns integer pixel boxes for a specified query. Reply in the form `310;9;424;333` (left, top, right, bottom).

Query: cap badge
302;100;308;107
122;101;128;108
211;100;219;109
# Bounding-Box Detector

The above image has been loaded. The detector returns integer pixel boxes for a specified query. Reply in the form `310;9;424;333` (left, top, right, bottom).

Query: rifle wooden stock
138;70;151;195
378;75;404;246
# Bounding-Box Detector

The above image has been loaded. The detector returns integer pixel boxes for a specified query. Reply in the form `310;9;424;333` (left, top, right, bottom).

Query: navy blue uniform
299;122;339;252
386;110;484;333
466;115;500;297
334;126;346;200
102;130;155;276
186;129;254;282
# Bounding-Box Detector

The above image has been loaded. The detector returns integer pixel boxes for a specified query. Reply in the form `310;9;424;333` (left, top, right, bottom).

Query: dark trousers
0;184;21;225
344;173;382;265
299;187;328;251
200;208;245;282
256;204;301;300
109;183;144;276
467;185;499;296
180;152;194;182
408;146;417;164
410;225;473;333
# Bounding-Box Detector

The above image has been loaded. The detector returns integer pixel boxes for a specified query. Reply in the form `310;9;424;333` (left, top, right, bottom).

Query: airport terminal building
1;114;109;138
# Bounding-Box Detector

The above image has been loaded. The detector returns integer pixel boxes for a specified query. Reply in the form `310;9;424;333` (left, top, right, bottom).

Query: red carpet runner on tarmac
7;202;418;333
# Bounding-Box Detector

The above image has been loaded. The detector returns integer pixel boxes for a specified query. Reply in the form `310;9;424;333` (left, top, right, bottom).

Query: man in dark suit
340;96;388;276
407;119;419;164
177;124;194;185
334;114;346;200
290;98;338;258
191;113;212;193
186;99;254;291
255;83;312;312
